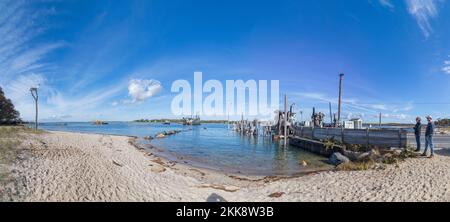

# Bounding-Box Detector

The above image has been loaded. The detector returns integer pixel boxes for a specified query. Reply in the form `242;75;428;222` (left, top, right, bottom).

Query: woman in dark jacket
413;117;422;152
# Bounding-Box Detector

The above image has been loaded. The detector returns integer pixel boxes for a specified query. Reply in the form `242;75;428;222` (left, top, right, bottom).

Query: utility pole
329;102;333;126
284;94;288;146
30;87;38;130
337;73;344;127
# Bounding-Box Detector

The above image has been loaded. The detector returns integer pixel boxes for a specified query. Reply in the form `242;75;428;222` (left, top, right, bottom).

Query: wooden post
379;112;382;127
277;112;282;136
301;126;304;137
30;87;38;130
366;128;370;148
337;73;344;126
284;94;288;146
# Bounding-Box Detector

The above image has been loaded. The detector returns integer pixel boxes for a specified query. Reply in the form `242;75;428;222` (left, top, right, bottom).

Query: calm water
39;122;332;175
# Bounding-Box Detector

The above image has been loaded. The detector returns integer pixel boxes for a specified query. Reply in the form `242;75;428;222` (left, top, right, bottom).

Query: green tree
0;87;21;124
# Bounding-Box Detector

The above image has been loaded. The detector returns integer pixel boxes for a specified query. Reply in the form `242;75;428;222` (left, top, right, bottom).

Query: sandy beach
4;130;450;202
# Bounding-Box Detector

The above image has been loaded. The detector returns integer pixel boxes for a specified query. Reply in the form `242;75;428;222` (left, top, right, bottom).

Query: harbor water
39;122;332;175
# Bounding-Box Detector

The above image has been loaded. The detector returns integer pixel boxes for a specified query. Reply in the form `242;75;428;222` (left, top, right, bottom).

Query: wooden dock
289;136;344;157
292;126;408;148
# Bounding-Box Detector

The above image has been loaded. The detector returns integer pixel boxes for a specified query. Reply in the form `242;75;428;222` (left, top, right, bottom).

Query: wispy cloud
443;58;450;74
371;113;410;120
377;0;445;38
0;1;66;120
292;92;414;121
0;1;60;82
46;84;125;111
9;42;64;74
4;73;47;103
405;0;442;38
379;0;395;9
370;104;388;110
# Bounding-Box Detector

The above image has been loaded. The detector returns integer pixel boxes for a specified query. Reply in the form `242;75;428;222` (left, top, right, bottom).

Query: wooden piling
337;73;344;125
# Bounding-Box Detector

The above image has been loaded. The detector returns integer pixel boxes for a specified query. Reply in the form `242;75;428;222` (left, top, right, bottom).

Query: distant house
343;121;354;129
349;118;363;129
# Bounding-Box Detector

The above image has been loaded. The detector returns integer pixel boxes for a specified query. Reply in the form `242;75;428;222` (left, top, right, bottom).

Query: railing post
366;128;370;148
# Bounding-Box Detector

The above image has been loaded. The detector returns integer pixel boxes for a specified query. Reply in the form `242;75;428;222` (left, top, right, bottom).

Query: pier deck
292;126;408;148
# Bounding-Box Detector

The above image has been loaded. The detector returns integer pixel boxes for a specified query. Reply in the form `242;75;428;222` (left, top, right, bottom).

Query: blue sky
1;0;449;123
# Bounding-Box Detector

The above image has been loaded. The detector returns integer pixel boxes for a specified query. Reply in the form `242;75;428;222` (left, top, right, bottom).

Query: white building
343;121;354;129
349;118;363;129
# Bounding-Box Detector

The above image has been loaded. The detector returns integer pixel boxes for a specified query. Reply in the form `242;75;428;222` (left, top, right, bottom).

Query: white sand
10;131;450;202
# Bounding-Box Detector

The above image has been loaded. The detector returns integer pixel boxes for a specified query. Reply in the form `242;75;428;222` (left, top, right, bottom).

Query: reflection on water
39;122;332;175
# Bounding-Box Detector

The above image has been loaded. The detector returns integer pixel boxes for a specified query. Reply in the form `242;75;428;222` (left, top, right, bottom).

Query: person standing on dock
413;117;422;152
422;116;435;158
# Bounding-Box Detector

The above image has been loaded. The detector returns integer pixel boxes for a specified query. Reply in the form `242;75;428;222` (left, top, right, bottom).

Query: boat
93;120;108;125
182;115;201;125
163;120;171;125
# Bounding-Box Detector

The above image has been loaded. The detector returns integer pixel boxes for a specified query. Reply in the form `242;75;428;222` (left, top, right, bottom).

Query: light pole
30;87;38;130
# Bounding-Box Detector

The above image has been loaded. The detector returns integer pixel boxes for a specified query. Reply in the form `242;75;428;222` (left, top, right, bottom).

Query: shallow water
39;122;332;176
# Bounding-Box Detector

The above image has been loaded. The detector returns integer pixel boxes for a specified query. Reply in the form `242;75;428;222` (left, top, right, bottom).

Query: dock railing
292;126;408;148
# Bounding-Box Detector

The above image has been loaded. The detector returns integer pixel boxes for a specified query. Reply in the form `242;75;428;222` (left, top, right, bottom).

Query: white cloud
405;0;442;38
371;104;388;110
379;0;395;8
443;59;450;74
127;79;162;103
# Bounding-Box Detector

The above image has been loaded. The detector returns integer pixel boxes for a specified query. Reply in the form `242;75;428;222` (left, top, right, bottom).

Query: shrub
0;87;21;125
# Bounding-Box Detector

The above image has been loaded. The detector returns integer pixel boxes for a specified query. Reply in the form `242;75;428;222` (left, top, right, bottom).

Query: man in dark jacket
422;115;435;158
413;117;422;152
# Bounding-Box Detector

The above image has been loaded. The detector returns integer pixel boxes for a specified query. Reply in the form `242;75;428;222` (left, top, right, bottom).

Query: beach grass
0;126;44;200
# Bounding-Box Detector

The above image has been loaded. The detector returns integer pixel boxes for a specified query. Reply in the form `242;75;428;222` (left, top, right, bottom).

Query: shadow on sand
434;148;450;157
206;193;227;202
